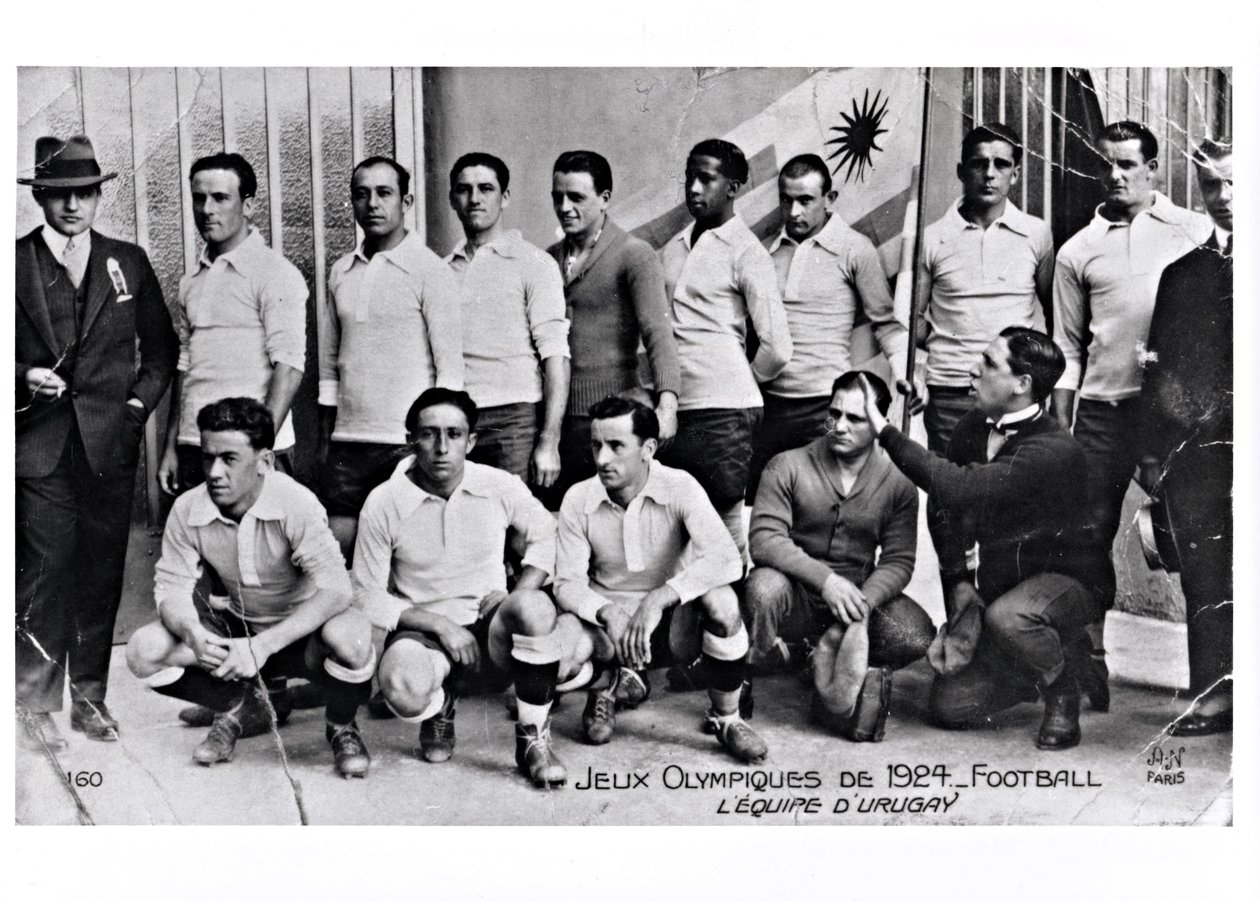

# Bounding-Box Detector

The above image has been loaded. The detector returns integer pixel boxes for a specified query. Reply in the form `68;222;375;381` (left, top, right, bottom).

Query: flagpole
902;67;933;432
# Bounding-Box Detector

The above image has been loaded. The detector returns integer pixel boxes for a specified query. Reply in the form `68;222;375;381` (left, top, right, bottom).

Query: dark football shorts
320;441;406;517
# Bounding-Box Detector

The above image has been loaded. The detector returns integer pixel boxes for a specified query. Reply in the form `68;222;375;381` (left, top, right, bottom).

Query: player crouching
126;398;374;777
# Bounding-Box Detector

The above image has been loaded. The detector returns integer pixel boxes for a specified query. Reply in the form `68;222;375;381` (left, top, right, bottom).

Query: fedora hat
17;135;118;188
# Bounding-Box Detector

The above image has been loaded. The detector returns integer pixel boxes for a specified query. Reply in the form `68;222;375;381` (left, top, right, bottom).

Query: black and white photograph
7;8;1256;891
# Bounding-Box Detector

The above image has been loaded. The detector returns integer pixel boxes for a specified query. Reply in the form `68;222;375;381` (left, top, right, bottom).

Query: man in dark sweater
746;372;933;738
860;327;1103;750
545;150;681;507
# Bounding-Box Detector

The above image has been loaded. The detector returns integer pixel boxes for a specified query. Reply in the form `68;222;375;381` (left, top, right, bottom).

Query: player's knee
502;588;557;636
125;623;170;677
983;602;1019;639
320;610;373;669
743;567;790;616
379;660;435;714
699;584;742;635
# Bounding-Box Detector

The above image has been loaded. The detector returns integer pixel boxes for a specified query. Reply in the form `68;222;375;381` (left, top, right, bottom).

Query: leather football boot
327;721;371;778
70;700;120;741
581;690;617;744
419;689;457;763
706;711;768;764
515;721;567;788
193;709;244;765
1035;672;1081;751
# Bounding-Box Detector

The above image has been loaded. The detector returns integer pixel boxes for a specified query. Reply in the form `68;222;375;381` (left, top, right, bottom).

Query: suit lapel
15;233;61;357
79;231;115;340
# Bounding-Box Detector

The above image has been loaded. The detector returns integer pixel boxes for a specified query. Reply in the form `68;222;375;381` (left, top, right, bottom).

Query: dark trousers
746;394;830;502
541;413;595;511
1164;450;1233;695
924;386;975;456
16;421;139;712
930;572;1097;726
1073;398;1145;611
466;402;538;482
743;568;935;671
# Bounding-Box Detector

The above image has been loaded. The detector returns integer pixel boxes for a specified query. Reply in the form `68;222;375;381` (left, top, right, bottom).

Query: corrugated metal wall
17;67;426;520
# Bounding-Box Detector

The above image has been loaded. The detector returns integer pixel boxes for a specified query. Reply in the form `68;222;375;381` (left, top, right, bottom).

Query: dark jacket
881;410;1100;603
16;227;177;477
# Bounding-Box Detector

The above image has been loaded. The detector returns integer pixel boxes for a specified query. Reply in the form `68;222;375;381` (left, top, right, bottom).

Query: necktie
63;236;88;289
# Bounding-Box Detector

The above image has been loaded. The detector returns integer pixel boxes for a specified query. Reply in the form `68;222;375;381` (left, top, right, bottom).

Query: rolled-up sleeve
153;503;204;611
422;265;466;390
1052;253;1087;391
524;251;571;361
737;244;792;382
260;265;309;372
664;478;742;602
554;496;611;625
351;494;410;631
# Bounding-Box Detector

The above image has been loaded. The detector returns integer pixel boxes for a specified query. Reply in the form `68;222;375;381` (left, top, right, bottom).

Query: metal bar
902;67;933;432
411;68;426;240
998;68;1007;124
1020;67;1028;210
1043;67;1052;222
973;66;983;125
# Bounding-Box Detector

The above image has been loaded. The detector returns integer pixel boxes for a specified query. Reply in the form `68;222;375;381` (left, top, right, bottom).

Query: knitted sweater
547;219;681;415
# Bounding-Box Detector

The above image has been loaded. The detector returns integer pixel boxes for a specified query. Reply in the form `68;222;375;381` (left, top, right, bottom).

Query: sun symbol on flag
825;89;891;183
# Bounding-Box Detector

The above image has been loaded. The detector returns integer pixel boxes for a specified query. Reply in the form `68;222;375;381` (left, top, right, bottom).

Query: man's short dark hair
962;122;1023;166
588;395;659;443
190;152;258;200
779;153;832;194
405;387;479;435
196;397;275;450
553;150;613;196
449;152;510;192
688;138;749;185
1097;121;1159;163
1193;135;1233;165
831;370;891;416
353;156;410;196
999;326;1065;403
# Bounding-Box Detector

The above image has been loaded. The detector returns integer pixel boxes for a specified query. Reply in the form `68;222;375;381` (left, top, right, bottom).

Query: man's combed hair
1097;121;1159;163
689;138;749;184
354;156;410;196
190;152;258;200
449;152;510;192
780;153;832;194
405;387;479;435
1000;326;1065;402
588;394;659;443
196;397;275;450
1193;135;1233;164
832;370;892;416
553;150;613;195
962;122;1024;165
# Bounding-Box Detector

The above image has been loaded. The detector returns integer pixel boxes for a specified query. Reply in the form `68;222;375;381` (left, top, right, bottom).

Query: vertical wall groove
264;68;284;254
308;70;328;331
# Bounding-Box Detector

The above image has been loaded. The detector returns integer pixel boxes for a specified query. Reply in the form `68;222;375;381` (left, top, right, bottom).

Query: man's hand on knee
822;574;869;626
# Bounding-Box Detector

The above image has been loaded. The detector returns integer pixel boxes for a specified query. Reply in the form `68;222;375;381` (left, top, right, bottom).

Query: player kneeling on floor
352;388;569;788
552;396;768;764
126;398;374;777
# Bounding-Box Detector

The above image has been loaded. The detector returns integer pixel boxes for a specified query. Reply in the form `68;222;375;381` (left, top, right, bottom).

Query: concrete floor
16;646;1230;826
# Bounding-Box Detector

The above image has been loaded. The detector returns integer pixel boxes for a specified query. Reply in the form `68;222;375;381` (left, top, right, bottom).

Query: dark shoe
288;681;325;710
761;637;812;675
581;690;617;744
20;711;68;753
367;690;395;720
327;721;371;778
1035;674;1081;751
418;690;457;763
515;721;567;787
665;657;707;692
193;709;244;765
702;681;754;733
70;701;120;741
613;668;651;709
707;711;768;764
179;685;292;733
1169;708;1232;737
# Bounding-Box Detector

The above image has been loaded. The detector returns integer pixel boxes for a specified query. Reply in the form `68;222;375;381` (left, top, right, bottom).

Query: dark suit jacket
880;411;1100;603
1139;237;1232;534
16;227;178;478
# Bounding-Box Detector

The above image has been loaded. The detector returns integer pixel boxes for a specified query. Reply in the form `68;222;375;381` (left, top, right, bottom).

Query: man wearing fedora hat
16;135;178;750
